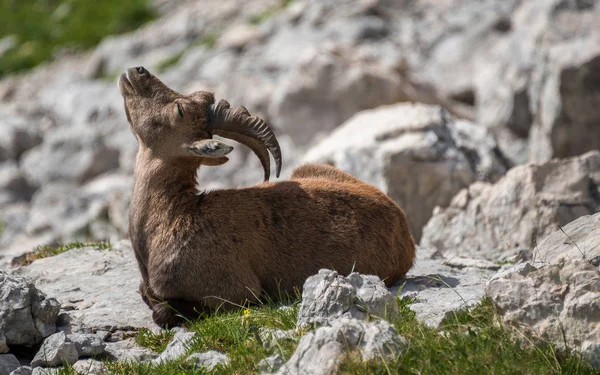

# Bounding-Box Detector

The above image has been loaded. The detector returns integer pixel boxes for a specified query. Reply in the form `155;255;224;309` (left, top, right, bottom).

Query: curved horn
209;99;282;181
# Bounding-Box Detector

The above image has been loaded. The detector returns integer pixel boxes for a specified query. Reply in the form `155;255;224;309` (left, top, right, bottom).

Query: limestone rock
67;334;106;357
0;354;20;375
153;328;196;364
71;359;106;374
390;247;496;327
104;338;158;363
0;270;60;347
31;332;78;368
297;270;398;328
14;241;155;334
275;319;407;375
304;103;508;240
186;351;230;371
9;367;32;375
421;151;600;262
31;368;59;375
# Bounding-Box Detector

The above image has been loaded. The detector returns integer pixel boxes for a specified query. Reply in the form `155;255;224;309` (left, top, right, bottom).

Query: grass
0;0;156;77
339;298;595;374
136;327;175;353
41;296;594;374
11;240;111;266
0;220;4;238
155;51;185;73
248;0;294;25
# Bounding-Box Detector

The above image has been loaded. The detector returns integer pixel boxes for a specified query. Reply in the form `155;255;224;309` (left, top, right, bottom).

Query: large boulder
421;151;600;262
275;318;407;375
297;270;399;328
13;241;155;333
304;103;509;240
0;271;60;348
487;213;600;367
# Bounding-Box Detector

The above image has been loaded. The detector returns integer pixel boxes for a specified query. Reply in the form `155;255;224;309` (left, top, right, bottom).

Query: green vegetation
0;0;156;77
42;297;594;374
136;327;175;353
155;51;185;73
11;240;111;266
0;220;4;238
339;298;594;374
248;0;294;25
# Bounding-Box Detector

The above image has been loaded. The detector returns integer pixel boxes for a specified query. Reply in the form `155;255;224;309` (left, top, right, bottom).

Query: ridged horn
209;99;282;181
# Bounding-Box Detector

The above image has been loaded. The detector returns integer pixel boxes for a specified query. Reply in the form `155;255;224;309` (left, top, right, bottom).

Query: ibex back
118;67;416;327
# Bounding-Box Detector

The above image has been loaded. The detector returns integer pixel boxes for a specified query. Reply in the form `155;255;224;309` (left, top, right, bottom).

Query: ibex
118;66;416;327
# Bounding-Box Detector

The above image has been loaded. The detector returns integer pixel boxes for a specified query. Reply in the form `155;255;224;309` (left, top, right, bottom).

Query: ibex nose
136;66;147;75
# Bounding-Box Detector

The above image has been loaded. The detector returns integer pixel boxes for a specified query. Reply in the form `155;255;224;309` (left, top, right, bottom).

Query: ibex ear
200;157;229;166
187;139;233;158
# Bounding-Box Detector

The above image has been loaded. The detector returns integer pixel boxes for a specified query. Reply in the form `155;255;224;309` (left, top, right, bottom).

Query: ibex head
118;66;282;180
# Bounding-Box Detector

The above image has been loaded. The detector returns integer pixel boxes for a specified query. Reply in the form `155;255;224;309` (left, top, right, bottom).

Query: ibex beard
118;66;416;327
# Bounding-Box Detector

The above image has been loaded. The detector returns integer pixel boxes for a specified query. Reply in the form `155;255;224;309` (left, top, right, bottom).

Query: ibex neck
129;148;201;250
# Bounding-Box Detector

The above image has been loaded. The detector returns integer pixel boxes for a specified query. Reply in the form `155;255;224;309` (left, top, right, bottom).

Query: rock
487;258;600;367
389;247;495;327
258;328;295;349
0;354;20;375
275;319;407;375
67;334;106;357
71;359;106;374
31;368;59;375
532;213;600;265
0;332;7;354
442;257;501;271
269;48;412;147
421;151;600;262
186;351;229;371
153;329;196;364
0;111;43;162
0;161;35;204
31;332;78;368
297;269;398;328
258;354;284;373
217;23;263;50
0;270;60;347
304;103;508;240
20;126;120;187
9;367;32;375
104;338;158;363
14;241;155;333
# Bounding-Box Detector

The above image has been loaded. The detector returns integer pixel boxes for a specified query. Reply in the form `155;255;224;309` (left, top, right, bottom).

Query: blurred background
0;0;598;262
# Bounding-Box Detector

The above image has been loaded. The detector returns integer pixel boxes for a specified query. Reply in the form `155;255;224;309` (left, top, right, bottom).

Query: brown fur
118;67;416;327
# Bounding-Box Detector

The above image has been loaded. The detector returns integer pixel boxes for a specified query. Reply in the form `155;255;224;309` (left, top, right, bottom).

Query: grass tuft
0;0;156;77
11;240;112;266
136;327;175;353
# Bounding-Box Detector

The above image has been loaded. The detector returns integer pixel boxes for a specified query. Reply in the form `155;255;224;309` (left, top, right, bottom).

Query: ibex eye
176;103;184;118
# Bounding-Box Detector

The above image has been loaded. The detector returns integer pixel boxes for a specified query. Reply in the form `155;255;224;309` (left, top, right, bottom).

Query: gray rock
259;354;284;373
275;319;407;375
71;359;106;374
421;151;600;262
186;351;229;371
31;332;78;368
297;270;398;328
304;103;508;240
0;332;7;354
269;48;411;146
0;354;20;375
258;328;296;349
67;334;106;357
487;258;600;368
20;127;119;187
31;368;59;375
14;241;154;333
0;161;34;204
389;248;495;327
0;111;43;162
153;329;196;364
104;338;158;363
9;366;32;375
0;270;60;347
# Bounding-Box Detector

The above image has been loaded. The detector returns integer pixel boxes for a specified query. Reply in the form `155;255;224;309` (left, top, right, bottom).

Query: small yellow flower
243;309;251;316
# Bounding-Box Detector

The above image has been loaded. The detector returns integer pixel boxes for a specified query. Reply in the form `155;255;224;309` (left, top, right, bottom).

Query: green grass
11;240;112;266
339;298;594;374
155;51;185;73
42;296;594;374
136;327;175;353
0;220;4;238
0;0;156;77
248;0;294;25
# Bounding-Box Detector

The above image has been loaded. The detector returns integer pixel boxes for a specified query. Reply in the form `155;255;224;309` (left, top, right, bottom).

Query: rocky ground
1;0;599;373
